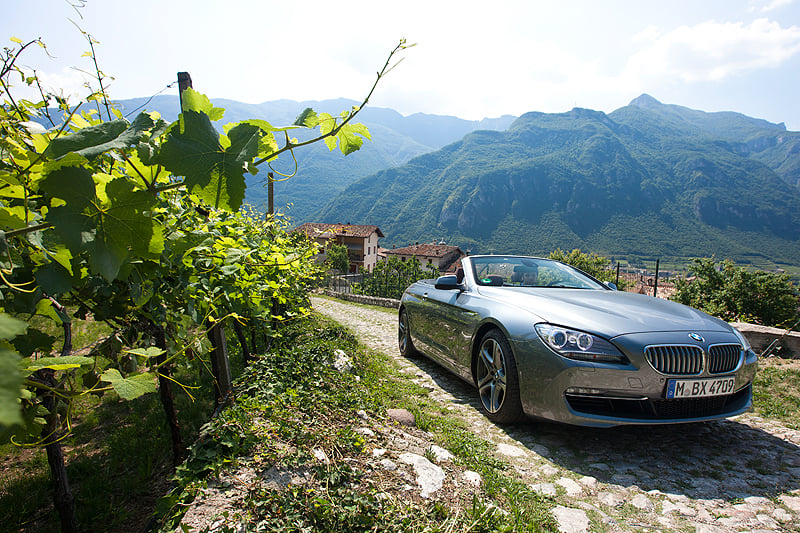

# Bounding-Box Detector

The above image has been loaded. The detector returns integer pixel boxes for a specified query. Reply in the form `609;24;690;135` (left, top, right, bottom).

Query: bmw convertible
397;255;758;427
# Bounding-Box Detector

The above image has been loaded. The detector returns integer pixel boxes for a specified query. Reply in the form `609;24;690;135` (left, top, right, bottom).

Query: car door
420;284;480;380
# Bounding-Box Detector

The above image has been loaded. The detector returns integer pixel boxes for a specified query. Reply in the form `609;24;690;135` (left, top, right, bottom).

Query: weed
752;365;800;430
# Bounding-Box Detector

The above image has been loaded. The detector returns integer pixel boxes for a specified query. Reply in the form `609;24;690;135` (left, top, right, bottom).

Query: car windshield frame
469;255;606;290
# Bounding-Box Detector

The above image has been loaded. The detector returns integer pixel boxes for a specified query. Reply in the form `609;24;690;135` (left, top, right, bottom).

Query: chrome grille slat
645;343;742;375
708;344;741;374
645;345;703;375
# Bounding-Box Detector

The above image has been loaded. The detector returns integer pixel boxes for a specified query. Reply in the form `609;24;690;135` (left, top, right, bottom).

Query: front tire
474;329;524;424
398;308;418;357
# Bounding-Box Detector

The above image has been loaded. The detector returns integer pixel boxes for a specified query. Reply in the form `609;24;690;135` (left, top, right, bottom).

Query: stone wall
732;322;800;358
320;289;400;309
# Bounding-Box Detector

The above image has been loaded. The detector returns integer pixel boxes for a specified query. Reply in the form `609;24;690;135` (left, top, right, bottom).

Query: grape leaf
126;347;165;359
0;314;27;427
293;108;317;127
25;356;93;372
336;122;371;155
158;110;258;211
0;348;22;427
71;112;159;159
100;368;157;400
44;120;129;159
34;261;74;296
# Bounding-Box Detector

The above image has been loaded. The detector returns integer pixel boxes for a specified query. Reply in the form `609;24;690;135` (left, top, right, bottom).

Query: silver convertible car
398;255;758;427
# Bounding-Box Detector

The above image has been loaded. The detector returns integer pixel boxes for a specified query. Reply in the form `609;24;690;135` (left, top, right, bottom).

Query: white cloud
623;18;800;83
750;0;795;12
7;67;92;105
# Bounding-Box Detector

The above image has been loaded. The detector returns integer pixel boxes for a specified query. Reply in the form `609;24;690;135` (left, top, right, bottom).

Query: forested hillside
316;95;800;267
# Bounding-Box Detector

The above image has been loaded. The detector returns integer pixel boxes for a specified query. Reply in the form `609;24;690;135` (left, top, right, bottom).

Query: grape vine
0;29;411;532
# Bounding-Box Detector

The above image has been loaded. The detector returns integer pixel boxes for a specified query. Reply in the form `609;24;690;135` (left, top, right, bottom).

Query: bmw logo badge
688;333;705;342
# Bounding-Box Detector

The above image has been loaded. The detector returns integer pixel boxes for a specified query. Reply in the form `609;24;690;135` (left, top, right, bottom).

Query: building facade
293;222;384;273
381;243;465;273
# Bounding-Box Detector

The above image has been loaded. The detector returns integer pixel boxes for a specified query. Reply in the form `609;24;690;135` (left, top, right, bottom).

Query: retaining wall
320;289;400;309
731;322;800;358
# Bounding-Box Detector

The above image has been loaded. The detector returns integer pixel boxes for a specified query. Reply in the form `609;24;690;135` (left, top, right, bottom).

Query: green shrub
548;248;629;289
353;256;438;299
671;258;800;327
325;242;350;273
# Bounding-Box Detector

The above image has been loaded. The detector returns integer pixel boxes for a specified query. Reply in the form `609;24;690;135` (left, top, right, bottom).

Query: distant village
293;221;682;298
293;222;465;274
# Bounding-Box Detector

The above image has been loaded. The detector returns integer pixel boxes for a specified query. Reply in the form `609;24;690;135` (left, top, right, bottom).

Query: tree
671;258;800;327
325;242;350;273
549;249;616;283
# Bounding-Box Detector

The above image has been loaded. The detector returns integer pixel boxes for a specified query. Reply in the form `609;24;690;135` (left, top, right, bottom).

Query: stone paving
312;296;800;533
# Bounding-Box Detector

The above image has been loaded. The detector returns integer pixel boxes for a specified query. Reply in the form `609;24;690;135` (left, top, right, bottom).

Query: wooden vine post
177;71;234;407
207;322;233;406
36;298;79;533
153;324;184;464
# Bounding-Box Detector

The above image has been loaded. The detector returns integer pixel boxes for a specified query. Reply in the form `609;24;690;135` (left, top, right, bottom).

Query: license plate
666;377;735;398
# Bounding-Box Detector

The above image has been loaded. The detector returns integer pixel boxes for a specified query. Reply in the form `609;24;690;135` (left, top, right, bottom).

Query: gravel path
312;296;800;533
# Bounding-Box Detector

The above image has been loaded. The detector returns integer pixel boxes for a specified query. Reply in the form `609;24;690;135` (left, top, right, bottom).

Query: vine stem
253;39;412;167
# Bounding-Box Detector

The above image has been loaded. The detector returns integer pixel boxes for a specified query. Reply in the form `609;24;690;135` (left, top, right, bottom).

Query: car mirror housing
603;281;618;291
435;275;464;291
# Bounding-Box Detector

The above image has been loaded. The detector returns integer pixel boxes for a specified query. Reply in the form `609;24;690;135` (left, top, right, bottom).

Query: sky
4;0;800;130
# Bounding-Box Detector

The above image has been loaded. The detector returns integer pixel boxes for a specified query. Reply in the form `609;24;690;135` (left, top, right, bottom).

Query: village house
381;242;466;272
293;222;384;273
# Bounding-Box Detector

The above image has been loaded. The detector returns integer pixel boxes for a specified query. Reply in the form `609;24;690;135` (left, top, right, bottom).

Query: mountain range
115;95;515;222
117;94;800;268
315;94;800;268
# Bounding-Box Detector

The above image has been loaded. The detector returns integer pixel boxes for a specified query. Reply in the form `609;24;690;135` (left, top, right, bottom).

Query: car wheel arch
398;305;417;357
471;325;525;423
470;320;512;381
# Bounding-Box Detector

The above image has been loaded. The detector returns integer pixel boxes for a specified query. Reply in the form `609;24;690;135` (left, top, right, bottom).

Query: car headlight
535;324;627;364
731;326;752;352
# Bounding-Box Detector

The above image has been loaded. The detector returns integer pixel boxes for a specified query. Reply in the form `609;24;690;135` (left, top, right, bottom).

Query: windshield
470;256;605;289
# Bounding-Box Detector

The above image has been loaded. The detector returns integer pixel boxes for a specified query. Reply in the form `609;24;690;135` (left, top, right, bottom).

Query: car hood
478;287;732;338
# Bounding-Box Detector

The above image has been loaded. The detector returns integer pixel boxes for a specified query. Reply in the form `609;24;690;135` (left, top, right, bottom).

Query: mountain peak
629;94;663;109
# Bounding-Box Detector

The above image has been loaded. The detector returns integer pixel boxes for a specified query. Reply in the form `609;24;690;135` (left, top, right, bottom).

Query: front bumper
513;330;758;427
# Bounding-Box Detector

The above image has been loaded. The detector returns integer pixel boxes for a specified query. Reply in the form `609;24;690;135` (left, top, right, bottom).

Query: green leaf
0;348;23;428
72;112;158;159
26;355;94;372
35;298;69;324
180;88;225;121
335;123;370;156
45;171;163;281
44;120;129;159
12;328;56;358
34;261;74;296
0;313;27;340
158;111;257;211
125;347;165;359
0;205;28;230
293;108;317;127
39;162;95;211
88;238;128;282
100;368;157;400
95;178;163;256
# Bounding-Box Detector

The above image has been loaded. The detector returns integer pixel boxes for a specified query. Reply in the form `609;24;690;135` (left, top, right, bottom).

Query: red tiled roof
293;222;384;239
384;244;464;258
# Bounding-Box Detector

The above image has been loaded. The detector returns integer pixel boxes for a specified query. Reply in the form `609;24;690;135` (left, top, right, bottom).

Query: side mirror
435;274;464;291
604;281;618;291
